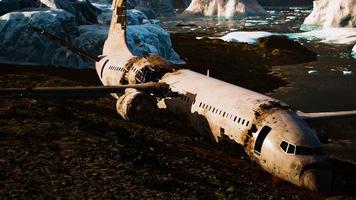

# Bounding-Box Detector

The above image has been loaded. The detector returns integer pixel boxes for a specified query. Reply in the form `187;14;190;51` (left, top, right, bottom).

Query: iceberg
183;0;266;18
302;0;355;30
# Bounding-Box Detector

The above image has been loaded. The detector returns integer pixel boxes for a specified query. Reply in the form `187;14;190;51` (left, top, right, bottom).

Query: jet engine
116;89;157;121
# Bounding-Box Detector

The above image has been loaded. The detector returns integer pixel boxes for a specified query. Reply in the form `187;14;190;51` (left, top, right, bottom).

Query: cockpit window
280;141;323;156
295;146;313;155
287;144;295;154
280;141;288;152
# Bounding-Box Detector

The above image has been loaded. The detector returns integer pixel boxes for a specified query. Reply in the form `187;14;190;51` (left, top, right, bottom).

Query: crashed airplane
2;0;356;192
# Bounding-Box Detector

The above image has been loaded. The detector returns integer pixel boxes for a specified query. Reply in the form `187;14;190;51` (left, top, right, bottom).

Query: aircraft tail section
103;0;132;57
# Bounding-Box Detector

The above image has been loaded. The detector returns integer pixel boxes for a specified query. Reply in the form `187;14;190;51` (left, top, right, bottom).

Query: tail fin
103;0;133;58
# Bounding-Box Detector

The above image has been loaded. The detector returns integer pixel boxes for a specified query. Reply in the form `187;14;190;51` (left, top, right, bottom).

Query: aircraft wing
296;110;356;121
0;82;169;98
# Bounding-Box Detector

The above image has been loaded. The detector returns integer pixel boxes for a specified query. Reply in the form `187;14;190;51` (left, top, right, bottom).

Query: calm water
160;7;356;164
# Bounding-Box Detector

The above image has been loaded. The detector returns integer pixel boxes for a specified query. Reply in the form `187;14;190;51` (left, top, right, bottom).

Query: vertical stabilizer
103;0;133;58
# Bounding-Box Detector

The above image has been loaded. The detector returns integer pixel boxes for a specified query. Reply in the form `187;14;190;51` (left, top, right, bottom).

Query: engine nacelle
116;89;157;121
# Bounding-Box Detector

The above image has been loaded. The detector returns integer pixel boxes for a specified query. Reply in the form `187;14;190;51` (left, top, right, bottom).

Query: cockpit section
280;140;323;156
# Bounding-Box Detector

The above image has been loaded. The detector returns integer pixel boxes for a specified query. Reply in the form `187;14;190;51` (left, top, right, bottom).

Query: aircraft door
254;126;272;155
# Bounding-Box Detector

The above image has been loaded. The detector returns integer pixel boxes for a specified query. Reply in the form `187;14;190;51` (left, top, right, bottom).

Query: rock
128;0;175;18
256;35;317;65
0;10;81;67
352;44;356;59
0;9;183;68
0;0;40;16
127;23;183;64
75;22;183;65
0;0;101;25
40;0;101;24
183;0;266;18
302;0;356;30
172;0;192;8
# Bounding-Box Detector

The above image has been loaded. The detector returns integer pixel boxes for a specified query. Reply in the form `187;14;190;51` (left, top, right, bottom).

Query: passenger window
199;102;202;107
280;141;288;152
287;144;295;154
212;108;215;112
246;121;249;126
238;118;241;123
223;112;226;117
242;119;245;125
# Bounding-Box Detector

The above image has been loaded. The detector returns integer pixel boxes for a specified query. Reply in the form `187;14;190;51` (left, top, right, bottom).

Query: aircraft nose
300;164;333;192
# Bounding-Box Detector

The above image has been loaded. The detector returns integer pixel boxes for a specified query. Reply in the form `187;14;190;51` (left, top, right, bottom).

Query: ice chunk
220;31;278;44
352;44;356;59
307;70;319;75
286;28;356;45
343;70;353;76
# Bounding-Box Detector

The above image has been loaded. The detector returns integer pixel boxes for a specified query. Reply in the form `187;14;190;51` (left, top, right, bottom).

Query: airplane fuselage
94;0;333;192
158;69;332;191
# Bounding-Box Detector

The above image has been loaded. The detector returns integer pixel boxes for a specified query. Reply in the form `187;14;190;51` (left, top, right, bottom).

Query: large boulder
0;0;101;24
128;0;175;18
0;9;183;68
302;0;356;30
91;0;176;18
0;0;40;16
40;0;101;24
183;0;266;18
0;9;82;66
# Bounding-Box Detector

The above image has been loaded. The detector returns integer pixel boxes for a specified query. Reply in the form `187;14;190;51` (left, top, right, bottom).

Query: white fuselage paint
98;0;333;192
158;69;327;189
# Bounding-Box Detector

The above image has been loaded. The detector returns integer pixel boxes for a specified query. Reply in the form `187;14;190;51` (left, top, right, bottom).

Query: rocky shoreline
1;64;355;199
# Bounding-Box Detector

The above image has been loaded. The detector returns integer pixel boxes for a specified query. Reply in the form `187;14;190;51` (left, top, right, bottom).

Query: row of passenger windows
108;66;143;75
177;94;250;127
198;101;250;127
280;141;323;156
109;65;125;72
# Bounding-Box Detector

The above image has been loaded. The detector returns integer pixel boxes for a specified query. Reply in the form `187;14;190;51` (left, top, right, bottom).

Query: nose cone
301;167;333;192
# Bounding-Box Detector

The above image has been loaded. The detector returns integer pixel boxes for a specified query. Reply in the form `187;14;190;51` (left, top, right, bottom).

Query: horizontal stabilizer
0;83;169;98
297;110;356;121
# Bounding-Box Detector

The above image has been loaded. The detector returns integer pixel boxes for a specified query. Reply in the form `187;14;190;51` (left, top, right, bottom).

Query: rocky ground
0;63;355;199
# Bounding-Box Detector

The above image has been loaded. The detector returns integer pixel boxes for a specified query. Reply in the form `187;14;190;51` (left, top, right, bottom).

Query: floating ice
220;31;278;44
286;28;356;45
352;44;356;59
308;70;319;75
343;70;353;76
